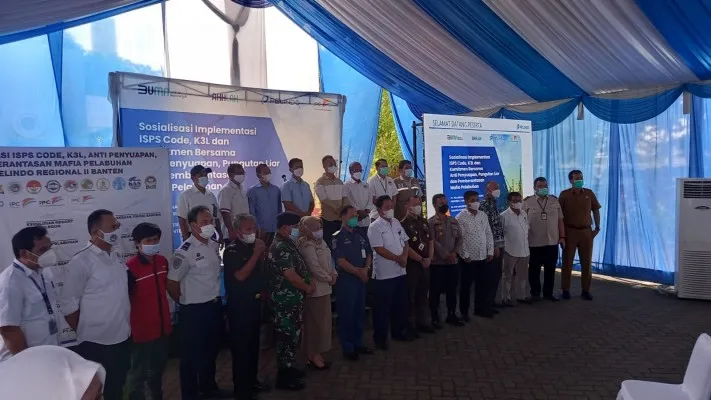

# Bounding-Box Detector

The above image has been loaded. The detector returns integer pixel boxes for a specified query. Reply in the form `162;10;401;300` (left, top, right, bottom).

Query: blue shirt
247;183;282;233
331;227;372;269
280;178;313;213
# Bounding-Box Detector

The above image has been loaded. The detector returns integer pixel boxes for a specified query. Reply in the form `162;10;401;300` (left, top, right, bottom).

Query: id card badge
48;318;58;335
418;243;425;251
541;212;548;221
361;248;367;259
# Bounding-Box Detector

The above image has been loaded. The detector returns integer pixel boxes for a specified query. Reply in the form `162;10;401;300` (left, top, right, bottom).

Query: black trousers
459;259;489;315
321;219;341;250
179;300;222;400
372;276;408;345
488;248;503;306
76;339;131;400
227;293;262;397
429;264;459;320
529;245;559;297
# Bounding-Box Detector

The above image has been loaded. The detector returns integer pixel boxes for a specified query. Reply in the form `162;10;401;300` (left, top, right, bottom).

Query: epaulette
549;195;558;199
524;195;533;200
180;241;191;251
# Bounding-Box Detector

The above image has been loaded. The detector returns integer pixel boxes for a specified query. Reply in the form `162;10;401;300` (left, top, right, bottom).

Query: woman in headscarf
266;212;314;391
297;216;337;370
0;345;105;400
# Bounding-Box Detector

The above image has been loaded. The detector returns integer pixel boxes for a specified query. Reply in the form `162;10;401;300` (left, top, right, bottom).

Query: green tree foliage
370;91;403;177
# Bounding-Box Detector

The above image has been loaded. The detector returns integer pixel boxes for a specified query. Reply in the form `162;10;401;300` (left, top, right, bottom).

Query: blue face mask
290;227;300;240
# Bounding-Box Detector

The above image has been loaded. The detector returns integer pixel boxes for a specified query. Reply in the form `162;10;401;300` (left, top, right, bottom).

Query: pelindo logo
516;123;530;131
261;96;301;106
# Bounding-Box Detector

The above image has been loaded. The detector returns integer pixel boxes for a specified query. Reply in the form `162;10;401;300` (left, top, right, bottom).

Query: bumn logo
138;84;170;96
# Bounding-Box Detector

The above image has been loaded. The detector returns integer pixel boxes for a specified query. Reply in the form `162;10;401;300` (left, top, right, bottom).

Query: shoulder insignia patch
180;241;191;251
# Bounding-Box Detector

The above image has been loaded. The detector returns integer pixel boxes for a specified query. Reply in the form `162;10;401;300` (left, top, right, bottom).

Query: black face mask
438;204;449;214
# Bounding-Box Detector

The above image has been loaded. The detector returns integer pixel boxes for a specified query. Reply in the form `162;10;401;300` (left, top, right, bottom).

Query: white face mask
384;209;395;219
198;224;215;239
352;172;363;181
140;244;160;256
100;229;120;247
241;232;256;244
232;174;245;184
491;189;501;198
467;202;480;211
327;166;338;174
198;176;209;187
261;174;271;182
293;168;304;178
32;249;58;268
312;230;324;239
410;205;422;215
512;202;523;210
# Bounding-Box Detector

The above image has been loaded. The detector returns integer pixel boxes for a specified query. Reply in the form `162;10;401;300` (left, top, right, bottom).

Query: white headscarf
0;345;105;400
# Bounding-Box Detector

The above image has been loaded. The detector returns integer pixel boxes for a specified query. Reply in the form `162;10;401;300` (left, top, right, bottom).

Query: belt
565;225;591;230
182;297;221;307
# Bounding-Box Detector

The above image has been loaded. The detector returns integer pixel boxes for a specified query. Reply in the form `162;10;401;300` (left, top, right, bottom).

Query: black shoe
517;298;533;305
432;320;444;329
289;367;305;379
275;372;305;392
491;308;501;314
562;290;571;300
581;291;593;301
201;388;233;399
392;334;414;342
375;341;389;351
543;295;560;302
474;310;494;318
356;346;374;355
252;381;270;393
344;351;359;361
445;314;465;326
307;360;332;371
461;313;471;323
531;295;542;302
417;325;435;334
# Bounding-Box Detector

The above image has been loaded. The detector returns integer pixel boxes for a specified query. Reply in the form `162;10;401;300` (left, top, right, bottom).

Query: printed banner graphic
423;115;533;218
0;147;173;265
110;72;344;248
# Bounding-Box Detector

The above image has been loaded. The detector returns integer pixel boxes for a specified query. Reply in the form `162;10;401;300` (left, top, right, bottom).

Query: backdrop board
109;72;345;248
423;114;533;219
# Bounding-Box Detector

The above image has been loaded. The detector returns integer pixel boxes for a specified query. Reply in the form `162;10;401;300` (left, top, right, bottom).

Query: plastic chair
617;333;711;400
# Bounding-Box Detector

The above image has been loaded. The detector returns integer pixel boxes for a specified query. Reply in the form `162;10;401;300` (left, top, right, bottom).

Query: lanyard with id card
13;263;58;335
537;197;548;220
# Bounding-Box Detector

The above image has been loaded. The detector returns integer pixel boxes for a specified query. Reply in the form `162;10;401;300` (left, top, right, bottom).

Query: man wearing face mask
393;160;423;220
167;206;230;400
479;180;505;312
315;155;350;249
223;214;269;400
367;159;398;221
343;162;373;233
281;158;314;218
456;191;494;320
0;226;59;362
219;163;250;244
125;223;171;400
178;165;222;244
248;163;282;245
559;170;601;301
400;195;434;336
59;209;131;400
524;177;565;302
499;192;531;306
367;195;410;350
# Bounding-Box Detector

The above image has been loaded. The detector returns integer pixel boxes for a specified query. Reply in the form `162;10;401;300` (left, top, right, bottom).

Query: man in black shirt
223;213;268;400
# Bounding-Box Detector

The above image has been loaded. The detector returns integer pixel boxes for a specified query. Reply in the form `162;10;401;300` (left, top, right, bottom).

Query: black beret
276;212;301;228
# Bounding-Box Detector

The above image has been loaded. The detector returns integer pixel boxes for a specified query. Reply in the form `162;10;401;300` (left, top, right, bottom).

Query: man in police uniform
332;206;373;360
524;177;565;302
401;195;434;336
559;170;601;301
393;160;423;220
167;205;230;399
177;165;223;244
223;214;268;400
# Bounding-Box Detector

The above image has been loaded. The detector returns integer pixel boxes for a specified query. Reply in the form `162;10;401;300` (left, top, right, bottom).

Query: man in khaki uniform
524;177;565;302
558;170;601;301
315;155;349;249
393;160;423;220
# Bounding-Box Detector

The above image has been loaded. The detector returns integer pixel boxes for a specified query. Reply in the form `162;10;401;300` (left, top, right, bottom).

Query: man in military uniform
401;195;434;336
393;160;423;220
524;177;565;302
332;206;373;361
558;170;601;301
223;214;269;400
265;212;314;391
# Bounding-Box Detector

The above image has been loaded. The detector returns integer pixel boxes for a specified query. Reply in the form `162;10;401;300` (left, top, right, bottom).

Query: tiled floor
162;273;710;400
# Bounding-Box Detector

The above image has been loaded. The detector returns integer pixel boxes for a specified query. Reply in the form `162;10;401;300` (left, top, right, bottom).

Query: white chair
617;333;711;400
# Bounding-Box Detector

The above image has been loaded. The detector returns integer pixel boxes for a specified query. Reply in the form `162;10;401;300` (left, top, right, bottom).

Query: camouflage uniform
266;234;311;368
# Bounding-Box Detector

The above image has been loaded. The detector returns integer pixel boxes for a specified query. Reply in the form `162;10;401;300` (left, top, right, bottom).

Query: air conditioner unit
675;179;711;300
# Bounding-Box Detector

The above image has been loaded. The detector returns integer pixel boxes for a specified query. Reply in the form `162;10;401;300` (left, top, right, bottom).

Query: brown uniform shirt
558;188;601;228
428;214;462;265
401;214;431;259
394;176;422;220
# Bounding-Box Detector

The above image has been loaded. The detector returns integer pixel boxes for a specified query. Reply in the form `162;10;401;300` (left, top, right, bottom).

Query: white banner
0;147;173;265
109;72;344;248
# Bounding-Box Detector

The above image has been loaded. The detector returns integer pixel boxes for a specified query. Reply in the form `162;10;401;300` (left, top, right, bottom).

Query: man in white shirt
456;191;494;320
367;195;411;350
367;159;398;221
343;162;373;233
219;163;250;243
177;165;223;243
499;192;531;306
59;209;131;400
0;226;59;362
167;205;230;400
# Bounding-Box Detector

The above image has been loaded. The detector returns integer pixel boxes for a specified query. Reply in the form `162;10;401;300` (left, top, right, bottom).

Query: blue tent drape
318;45;382;180
390;94;423;179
